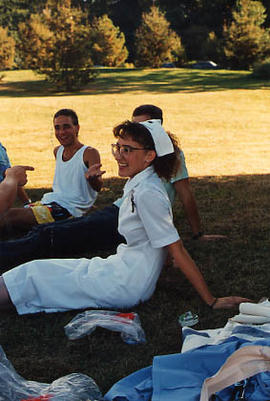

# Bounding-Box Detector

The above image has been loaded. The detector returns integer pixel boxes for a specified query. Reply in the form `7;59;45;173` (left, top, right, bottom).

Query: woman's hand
212;296;252;309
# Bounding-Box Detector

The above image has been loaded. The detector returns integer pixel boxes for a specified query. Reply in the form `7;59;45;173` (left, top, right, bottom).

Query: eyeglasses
111;143;149;156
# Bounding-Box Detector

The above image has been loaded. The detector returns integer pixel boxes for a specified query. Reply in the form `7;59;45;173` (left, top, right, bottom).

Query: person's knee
12;208;37;226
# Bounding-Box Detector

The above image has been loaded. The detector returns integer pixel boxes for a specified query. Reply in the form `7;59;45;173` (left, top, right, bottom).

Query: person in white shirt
0;120;249;313
0;109;104;233
0;104;225;269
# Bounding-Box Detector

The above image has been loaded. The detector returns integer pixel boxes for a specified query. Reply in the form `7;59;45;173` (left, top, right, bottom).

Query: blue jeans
0;205;124;269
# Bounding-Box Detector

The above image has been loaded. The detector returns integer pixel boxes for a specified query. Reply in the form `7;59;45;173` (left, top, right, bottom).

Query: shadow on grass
0;68;269;98
0;174;269;393
8;172;270;251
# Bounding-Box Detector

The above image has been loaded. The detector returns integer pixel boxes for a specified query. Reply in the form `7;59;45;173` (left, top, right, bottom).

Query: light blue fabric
113;195;126;209
105;367;153;401
113;150;188;208
181;322;270;352
162;150;188;204
0;142;11;182
105;336;270;401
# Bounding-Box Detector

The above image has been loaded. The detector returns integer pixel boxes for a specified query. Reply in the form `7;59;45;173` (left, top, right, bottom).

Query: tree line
1;0;270;89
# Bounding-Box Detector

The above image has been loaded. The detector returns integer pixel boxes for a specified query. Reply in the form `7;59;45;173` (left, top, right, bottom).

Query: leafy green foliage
0;0;47;35
134;6;185;68
251;58;270;78
91;14;128;67
181;24;210;61
200;31;226;64
4;0;270;69
17;0;96;90
224;0;270;69
0;26;15;69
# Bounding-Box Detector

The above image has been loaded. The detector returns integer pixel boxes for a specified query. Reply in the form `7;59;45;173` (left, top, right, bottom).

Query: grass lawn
0;68;270;396
1;68;270;186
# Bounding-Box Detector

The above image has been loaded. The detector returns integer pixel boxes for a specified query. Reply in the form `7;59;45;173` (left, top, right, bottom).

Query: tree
200;31;226;64
134;6;185;68
17;0;96;90
0;26;15;69
91;14;128;66
182;24;209;60
223;0;270;69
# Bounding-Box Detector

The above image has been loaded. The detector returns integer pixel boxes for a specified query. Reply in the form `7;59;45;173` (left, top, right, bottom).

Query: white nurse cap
139;119;174;157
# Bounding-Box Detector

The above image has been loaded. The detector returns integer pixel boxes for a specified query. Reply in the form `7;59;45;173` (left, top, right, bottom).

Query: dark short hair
113;120;179;180
132;104;163;124
53;109;79;125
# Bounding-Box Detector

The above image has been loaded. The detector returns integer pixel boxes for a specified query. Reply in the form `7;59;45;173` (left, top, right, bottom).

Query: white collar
123;166;155;196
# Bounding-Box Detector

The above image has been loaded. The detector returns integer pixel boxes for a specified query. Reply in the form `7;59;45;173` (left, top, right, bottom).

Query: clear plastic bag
0;345;102;401
64;310;146;345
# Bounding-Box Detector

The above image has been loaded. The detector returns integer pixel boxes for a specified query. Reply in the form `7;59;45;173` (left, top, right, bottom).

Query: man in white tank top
0;109;105;233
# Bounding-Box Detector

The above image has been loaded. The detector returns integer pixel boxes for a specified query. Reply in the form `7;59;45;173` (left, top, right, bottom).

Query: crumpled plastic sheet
0;345;103;401
65;310;146;344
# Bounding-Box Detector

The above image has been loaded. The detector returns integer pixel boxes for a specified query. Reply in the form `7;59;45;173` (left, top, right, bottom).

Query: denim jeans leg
0;205;124;269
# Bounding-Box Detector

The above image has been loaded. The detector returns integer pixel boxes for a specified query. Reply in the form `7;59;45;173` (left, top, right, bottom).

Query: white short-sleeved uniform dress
3;166;180;314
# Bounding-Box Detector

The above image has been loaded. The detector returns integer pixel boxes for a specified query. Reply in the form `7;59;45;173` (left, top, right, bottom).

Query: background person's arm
84;147;105;192
17;186;31;205
0;166;34;214
174;178;227;241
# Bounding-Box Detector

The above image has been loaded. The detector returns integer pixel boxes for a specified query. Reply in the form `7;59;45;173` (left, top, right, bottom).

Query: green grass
2;174;270;394
0;69;270;396
1;68;270;97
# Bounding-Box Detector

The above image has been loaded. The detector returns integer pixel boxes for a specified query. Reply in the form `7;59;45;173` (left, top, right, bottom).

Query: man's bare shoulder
83;146;101;166
83;146;100;158
53;145;61;158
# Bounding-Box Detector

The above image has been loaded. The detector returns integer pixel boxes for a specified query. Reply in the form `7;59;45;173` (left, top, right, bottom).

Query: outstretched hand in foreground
212;296;253;310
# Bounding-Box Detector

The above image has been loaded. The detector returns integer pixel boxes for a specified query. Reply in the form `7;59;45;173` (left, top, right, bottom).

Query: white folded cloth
230;299;270;324
230;314;270;324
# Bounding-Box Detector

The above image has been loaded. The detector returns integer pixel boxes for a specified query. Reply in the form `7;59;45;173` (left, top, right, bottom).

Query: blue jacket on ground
105;335;270;401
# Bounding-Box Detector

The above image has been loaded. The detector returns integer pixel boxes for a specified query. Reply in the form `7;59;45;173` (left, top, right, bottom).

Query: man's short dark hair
54;109;79;126
132;104;163;124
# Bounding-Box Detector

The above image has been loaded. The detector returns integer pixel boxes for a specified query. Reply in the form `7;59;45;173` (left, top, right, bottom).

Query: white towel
231;299;270;324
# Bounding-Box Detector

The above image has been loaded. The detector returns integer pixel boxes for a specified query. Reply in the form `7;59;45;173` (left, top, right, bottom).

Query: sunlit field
1;69;270;188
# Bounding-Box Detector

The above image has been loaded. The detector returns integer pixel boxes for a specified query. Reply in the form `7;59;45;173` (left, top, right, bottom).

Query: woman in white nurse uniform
0;120;249;313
